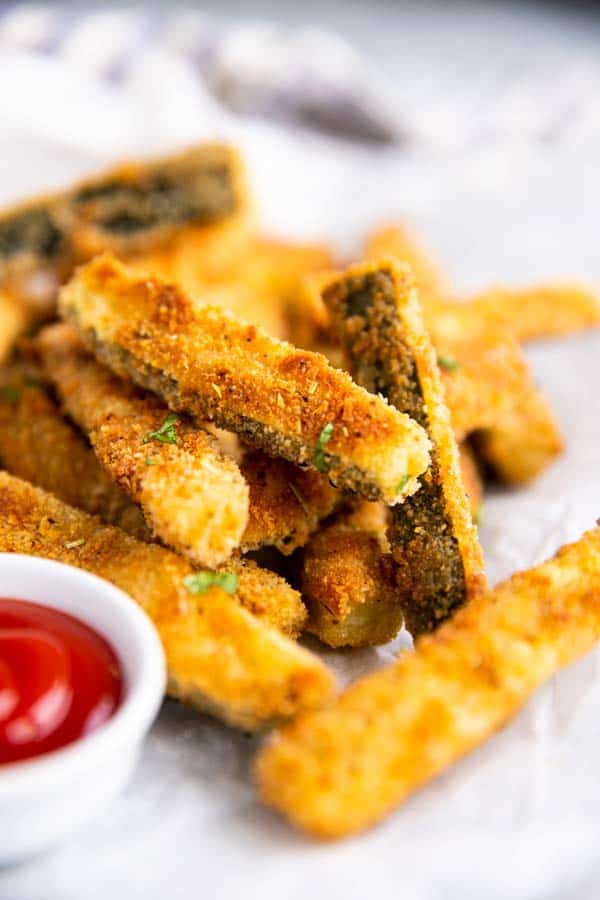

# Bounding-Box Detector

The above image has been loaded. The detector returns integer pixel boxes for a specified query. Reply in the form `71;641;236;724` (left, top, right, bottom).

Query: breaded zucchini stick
37;323;249;568
323;260;486;634
0;144;245;288
0;473;333;729
462;283;600;342
302;514;400;649
256;523;600;837
240;450;339;555
0;361;150;539
59;254;431;504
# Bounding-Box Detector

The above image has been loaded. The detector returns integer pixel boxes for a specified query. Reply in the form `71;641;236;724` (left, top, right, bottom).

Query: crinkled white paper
1;8;600;900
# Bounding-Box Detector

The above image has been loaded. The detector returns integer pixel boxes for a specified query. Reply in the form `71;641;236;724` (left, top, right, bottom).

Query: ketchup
0;599;122;765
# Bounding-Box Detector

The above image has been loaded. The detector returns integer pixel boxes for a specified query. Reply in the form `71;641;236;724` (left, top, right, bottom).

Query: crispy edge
0;360;151;539
37;323;249;568
255;523;600;837
323;259;486;634
302;514;401;649
59;254;431;505
240;449;340;555
0;472;334;730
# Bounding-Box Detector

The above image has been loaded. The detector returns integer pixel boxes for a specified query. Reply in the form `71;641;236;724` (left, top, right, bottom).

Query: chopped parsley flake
0;385;19;402
289;482;309;516
143;413;179;445
473;505;484;527
396;474;410;494
315;422;334;472
437;354;460;372
184;571;239;596
23;374;43;388
145;456;155;466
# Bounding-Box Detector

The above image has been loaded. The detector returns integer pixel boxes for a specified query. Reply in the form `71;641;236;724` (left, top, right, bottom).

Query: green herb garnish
184;571;239;596
396;474;410;495
473;505;484;527
315;422;334;472
142;413;179;445
289;482;309;516
437;354;460;372
0;385;19;402
23;374;43;388
145;456;156;466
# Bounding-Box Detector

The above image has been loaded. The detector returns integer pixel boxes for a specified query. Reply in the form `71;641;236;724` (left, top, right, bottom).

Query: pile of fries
1;143;600;838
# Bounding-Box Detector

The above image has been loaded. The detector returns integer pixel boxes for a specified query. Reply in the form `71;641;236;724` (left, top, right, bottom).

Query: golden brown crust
240;449;340;555
0;361;150;538
37;322;249;568
0;472;334;729
59;254;431;504
302;519;401;648
462;283;600;342
323;259;486;634
255;524;600;837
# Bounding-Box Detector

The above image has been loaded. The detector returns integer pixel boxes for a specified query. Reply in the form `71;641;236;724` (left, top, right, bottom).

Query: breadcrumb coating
0;473;333;729
240;449;339;555
59;254;431;504
0;361;150;539
302;518;400;649
255;524;600;837
323;260;486;634
37;323;249;568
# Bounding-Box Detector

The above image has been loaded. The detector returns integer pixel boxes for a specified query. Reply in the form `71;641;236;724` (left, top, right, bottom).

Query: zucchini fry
0;144;245;290
0;473;333;729
302;514;400;649
37;323;249;568
323;260;486;634
240;450;339;555
256;523;600;837
462;283;600;342
59;254;431;504
0;361;150;539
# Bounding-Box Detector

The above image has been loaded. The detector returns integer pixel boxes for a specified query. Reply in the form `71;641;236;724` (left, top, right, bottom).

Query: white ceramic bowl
0;554;166;866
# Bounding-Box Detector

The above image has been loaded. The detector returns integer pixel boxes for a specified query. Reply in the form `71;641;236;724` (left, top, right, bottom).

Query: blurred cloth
1;2;600;151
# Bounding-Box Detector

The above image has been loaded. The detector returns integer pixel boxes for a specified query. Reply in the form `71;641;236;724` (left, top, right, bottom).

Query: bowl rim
0;553;166;794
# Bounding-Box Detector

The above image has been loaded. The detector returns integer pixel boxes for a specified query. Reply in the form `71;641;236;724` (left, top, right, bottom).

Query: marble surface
1;3;600;899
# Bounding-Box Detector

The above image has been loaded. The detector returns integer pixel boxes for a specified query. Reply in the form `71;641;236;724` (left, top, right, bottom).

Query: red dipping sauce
0;599;122;765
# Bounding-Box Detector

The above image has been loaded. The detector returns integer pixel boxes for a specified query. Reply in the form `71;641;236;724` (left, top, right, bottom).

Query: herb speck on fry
437;354;460;372
0;386;19;402
184;571;239;596
395;474;410;495
315;423;334;472
143;413;179;445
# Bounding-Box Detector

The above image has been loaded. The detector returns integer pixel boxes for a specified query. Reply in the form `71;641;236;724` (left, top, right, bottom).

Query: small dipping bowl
0;554;166;865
